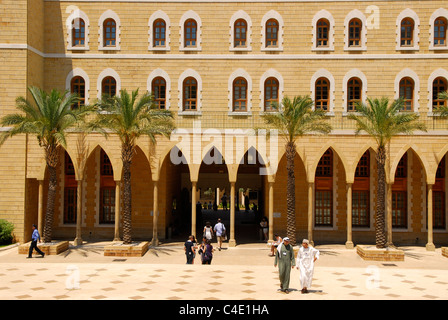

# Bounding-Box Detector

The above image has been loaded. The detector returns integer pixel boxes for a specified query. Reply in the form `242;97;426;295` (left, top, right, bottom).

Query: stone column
426;184;435;251
229;181;237;247
268;182;274;242
386;183;393;247
113;180;121;242
307;182;314;245
191;181;197;238
74;179;83;246
37;180;44;238
151;180;159;246
346;183;354;249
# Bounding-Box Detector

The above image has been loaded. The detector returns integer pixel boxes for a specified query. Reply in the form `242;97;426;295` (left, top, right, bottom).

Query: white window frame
429;8;448;50
66;9;90;51
148;10;171;51
342;69;368;114
312;10;335;51
179;10;202;51
261;10;284;52
310;69;335;115
394;68;420;113
395;8;420;51
66;68;90;104
427;68;448;115
344;9;367;51
97;68;121;100
98;10;121;51
178;69;202;115
229;10;252;52
259;69;284;112
228;68;252;115
147;69;171;110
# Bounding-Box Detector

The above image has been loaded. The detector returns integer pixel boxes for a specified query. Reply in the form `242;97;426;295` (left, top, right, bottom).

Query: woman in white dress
296;239;319;294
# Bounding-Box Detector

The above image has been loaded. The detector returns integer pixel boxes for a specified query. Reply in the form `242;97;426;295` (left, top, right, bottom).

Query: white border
178;68;202;114
66;9;90;51
148;10;171;51
344;9;367;51
394;68;420;113
179;10;202;51
395;8;420;51
429;8;448;50
310;68;335;114
260;10;284;52
229;10;252;52
312;10;335;51
98;9;121;51
342;68;367;113
66;68;90;104
227;68;252;114
97;68;121;99
147;68;171;110
259;69;284;112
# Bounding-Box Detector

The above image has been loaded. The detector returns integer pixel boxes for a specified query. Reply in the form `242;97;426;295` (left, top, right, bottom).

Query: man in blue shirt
27;224;45;258
213;218;226;251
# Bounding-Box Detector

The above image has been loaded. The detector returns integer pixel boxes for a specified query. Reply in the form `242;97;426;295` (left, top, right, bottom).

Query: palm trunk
122;143;134;244
375;145;387;248
43;145;59;243
286;141;297;246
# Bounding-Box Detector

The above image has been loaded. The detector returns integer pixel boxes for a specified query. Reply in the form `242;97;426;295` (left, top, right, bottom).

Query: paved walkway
0;241;447;300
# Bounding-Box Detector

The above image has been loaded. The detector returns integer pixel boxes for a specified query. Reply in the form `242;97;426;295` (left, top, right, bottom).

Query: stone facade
0;0;448;249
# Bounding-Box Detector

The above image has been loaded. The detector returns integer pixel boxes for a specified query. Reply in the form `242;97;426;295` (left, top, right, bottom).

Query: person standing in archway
214;218;226;251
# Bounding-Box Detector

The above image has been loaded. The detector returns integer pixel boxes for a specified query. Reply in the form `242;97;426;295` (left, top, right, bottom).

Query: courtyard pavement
0;240;447;301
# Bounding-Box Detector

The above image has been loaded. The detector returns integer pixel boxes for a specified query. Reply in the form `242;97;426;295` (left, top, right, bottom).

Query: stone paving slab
0;242;447;300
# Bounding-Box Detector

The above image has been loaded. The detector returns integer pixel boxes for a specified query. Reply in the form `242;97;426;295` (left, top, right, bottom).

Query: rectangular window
433;191;446;229
352;191;369;227
315;190;332;226
64;187;77;224
100;187;115;224
392;191;407;228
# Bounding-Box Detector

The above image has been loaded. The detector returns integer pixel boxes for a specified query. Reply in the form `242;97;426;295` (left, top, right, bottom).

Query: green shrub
0;220;14;245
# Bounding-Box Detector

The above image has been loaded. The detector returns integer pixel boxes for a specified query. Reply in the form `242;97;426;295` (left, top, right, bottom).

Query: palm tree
261;96;332;245
348;97;426;248
433;91;448;117
91;89;175;244
0;86;94;243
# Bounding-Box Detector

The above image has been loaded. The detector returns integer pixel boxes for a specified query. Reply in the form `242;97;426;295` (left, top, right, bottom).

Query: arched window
353;150;370;227
183;77;197;110
399;77;414;111
72;18;85;47
434;17;447;46
347;77;362;112
71;76;86;109
315;77;329;111
233;77;248;111
400;18;414;47
348;18;362;47
102;76;117;97
234;19;247;47
264;77;279;111
153;19;166;47
433;77;447;109
64;152;77;224
315;149;333;227
392;153;407;228
103;18;117;47
265;19;279;47
100;150;115;225
152;77;166;109
184;19;197;47
316;18;329;47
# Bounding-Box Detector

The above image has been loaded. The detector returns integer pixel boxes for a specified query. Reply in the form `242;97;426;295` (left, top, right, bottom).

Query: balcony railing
173;111;448;132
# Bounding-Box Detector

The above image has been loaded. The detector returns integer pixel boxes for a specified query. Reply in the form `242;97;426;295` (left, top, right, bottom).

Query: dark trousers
186;253;194;264
28;240;44;257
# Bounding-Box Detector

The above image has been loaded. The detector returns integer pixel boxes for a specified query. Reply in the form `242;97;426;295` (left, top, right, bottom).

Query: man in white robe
296;239;319;293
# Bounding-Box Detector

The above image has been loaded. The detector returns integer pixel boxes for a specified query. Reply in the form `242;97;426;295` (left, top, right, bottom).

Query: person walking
296;239;320;294
213;218;226;251
184;235;195;264
199;239;214;265
221;193;228;211
274;237;295;294
260;217;268;241
27;224;45;259
203;221;214;241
